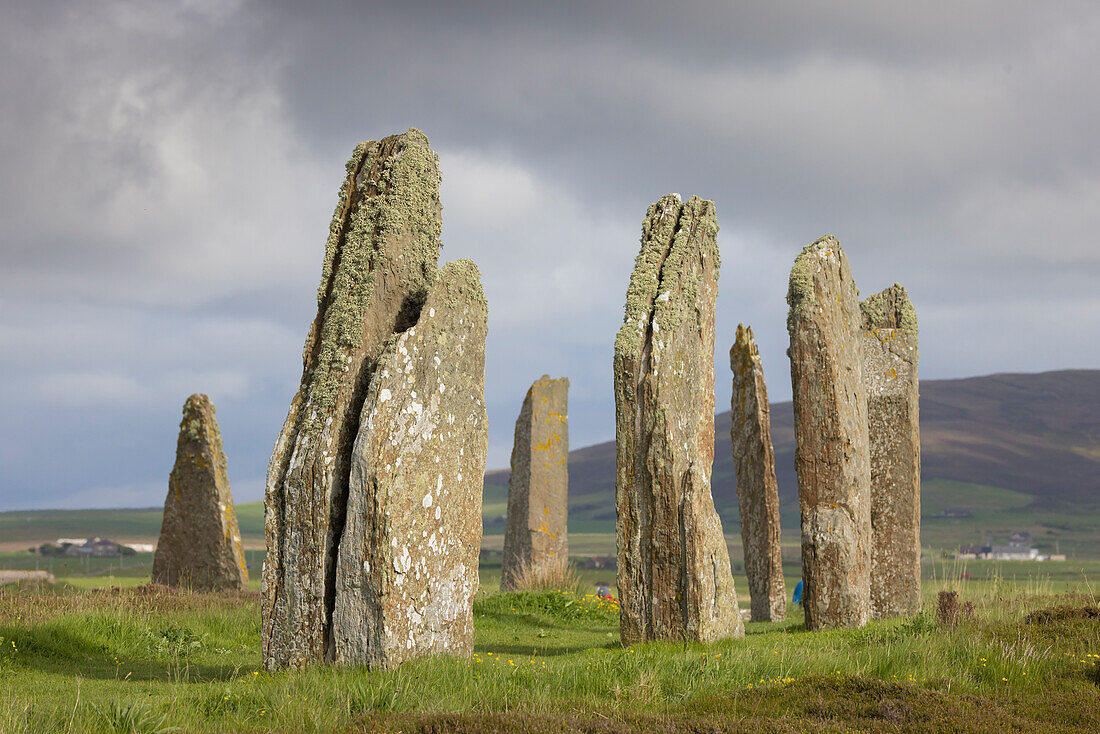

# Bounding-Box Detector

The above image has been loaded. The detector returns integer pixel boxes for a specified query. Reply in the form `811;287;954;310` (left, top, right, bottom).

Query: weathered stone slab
729;324;786;622
263;129;443;669
501;375;569;591
153;394;247;591
861;284;921;618
613;194;744;644
786;235;871;630
332;259;487;668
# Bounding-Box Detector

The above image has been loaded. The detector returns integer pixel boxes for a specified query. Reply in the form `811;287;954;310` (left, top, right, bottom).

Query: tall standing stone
613;194;744;644
729;324;786;622
263;129;444;669
153;394;247;591
861;284;921;618
501;375;570;591
787;236;871;630
332;260;487;668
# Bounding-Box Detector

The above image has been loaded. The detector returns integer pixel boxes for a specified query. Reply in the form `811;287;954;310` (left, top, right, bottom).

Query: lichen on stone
787;235;839;336
300;129;443;441
860;283;918;334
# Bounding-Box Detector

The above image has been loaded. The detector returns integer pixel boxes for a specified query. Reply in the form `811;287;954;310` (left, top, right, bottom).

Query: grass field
1;564;1098;732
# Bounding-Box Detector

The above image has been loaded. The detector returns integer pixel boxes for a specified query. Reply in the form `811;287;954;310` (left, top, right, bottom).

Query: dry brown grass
0;581;257;621
936;590;975;627
508;559;585;594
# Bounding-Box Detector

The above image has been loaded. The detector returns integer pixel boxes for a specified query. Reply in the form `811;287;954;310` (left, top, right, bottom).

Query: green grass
1;574;1098;733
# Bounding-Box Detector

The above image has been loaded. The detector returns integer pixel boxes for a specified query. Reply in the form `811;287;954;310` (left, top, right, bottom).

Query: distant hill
488;369;1100;525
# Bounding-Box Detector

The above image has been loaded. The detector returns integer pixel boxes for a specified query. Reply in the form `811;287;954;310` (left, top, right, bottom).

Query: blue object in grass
793;579;803;606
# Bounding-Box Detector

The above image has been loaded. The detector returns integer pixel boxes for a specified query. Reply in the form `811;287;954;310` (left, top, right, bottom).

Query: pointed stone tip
183;393;212;412
808;234;841;251
402;127;431;147
731;323;760;370
787;235;851;335
439;258;483;288
860;283;917;333
432;259;488;312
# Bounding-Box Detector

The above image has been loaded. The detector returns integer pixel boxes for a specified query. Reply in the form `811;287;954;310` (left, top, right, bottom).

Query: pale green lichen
613;194;682;361
651;196;720;337
430;258;488;316
786;235;840;335
860;283;918;334
613;194;720;361
301;129;443;434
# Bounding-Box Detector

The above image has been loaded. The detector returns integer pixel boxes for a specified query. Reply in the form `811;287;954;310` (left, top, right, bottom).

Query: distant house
63;537;122;558
955;533;1046;561
941;508;974;518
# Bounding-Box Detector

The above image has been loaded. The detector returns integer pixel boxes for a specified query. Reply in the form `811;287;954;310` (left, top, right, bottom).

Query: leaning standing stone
332;260;487;668
153;394;247;591
729;324;786;622
787;236;871;630
613;194;744;644
263;129;443;669
861;284;921;618
501;375;570;591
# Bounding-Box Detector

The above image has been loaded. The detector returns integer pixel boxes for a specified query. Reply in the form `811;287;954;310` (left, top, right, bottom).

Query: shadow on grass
1;622;254;682
12;656;250;682
475;640;622;657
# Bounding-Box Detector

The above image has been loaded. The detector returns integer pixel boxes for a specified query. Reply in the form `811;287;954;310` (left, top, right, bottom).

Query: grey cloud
1;1;1098;510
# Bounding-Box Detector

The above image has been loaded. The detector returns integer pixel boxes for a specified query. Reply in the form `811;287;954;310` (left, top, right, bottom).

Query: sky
1;1;1098;511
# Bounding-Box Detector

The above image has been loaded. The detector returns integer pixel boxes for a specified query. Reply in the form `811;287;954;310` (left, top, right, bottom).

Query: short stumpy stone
153;394;247;591
613;194;744;644
861;284;921;618
501;375;570;591
263;129;443;669
787;236;872;631
729;324;786;623
332;259;487;668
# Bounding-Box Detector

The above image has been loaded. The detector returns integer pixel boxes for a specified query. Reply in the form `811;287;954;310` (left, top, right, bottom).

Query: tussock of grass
506;560;585;595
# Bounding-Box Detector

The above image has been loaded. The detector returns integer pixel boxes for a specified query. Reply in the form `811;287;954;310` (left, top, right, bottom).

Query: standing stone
613;194;744;644
729;324;786;622
861;284;921;618
263;129;443;670
332;260;487;668
501;375;570;591
152;394;247;591
786;236;871;630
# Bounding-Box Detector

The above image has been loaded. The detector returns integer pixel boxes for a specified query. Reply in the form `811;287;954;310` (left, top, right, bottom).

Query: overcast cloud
1;1;1097;511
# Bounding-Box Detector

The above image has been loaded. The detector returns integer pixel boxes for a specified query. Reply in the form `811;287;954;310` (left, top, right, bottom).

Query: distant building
941;508;974;518
62;537;122;558
955;532;1047;561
